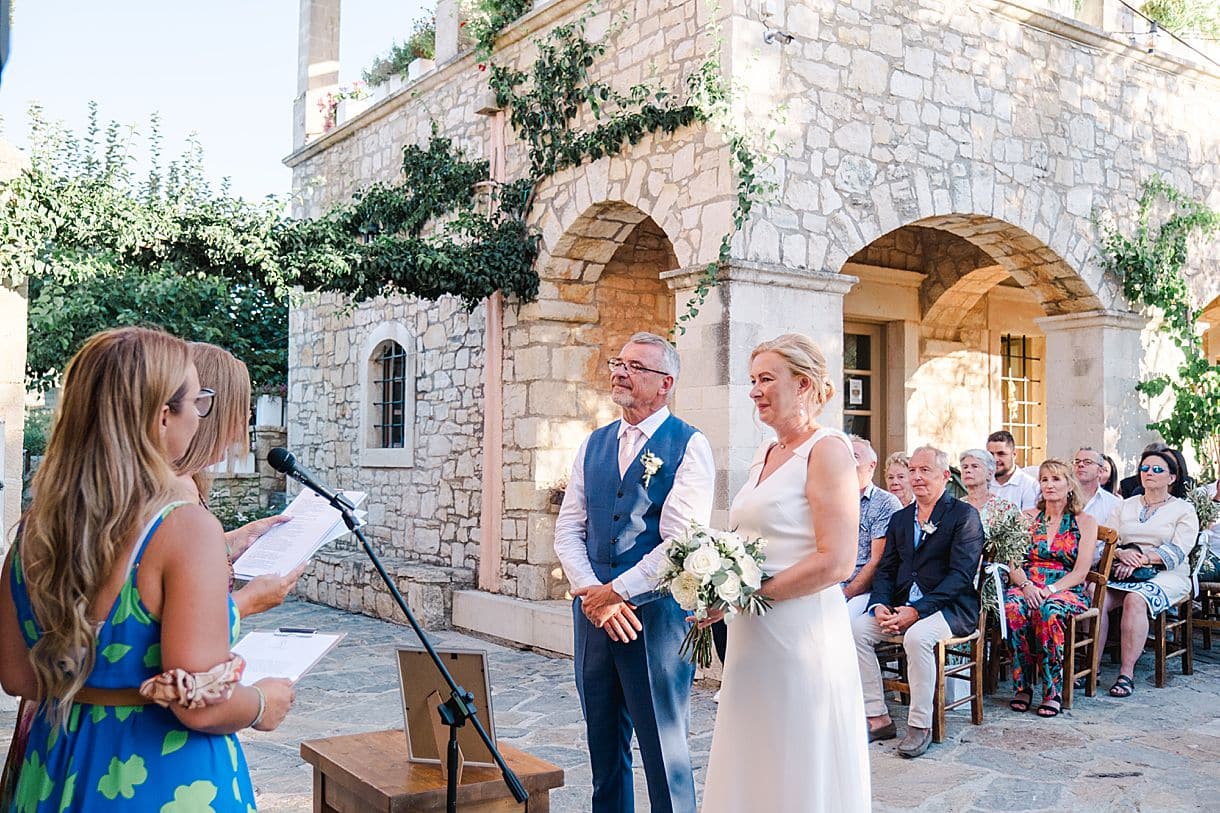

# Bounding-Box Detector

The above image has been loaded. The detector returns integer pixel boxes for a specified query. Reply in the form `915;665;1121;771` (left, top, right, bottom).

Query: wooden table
301;729;564;812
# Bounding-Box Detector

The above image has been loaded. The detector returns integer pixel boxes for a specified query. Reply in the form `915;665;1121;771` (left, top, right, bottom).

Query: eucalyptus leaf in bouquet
660;521;770;667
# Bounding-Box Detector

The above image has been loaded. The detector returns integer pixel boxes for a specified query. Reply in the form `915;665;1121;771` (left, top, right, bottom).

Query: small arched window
373;341;408;449
360;323;416;467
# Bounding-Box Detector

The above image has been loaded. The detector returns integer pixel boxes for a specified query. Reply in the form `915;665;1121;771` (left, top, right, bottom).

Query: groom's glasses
607;358;669;376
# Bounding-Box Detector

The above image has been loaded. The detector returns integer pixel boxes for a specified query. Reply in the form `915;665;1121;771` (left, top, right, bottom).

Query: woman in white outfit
701;334;871;813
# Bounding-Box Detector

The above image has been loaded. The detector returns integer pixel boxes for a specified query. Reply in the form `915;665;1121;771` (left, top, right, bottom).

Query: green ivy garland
1098;176;1220;479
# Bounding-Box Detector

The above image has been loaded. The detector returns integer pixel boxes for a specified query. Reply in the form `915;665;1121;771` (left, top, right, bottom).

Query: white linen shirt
553;406;715;600
994;467;1039;511
1082;486;1122;527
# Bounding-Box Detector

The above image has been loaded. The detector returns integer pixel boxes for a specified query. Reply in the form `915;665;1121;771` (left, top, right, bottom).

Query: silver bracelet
250;686;266;729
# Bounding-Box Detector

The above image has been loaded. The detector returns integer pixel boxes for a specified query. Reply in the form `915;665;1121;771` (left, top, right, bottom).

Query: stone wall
283;0;1220;620
0;139;29;544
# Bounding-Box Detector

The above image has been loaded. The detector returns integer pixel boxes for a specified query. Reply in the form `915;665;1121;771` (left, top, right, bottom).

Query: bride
701;333;871;812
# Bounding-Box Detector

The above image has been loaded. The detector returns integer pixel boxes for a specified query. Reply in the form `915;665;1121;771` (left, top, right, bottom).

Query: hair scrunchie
138;653;246;709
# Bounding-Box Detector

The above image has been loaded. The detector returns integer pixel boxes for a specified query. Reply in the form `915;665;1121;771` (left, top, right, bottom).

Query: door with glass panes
842;323;885;464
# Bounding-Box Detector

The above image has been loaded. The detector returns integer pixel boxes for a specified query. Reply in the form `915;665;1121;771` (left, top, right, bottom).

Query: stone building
284;0;1220;647
0;138;30;541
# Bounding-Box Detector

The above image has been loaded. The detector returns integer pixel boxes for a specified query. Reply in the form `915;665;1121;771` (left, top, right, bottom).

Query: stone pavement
3;597;1217;811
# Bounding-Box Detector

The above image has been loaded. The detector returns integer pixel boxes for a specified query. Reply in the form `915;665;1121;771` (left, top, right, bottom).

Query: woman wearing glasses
174;343;301;619
0;328;295;811
1097;448;1199;697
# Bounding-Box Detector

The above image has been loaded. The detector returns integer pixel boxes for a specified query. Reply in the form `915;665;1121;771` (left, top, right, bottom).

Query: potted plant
363;15;437;98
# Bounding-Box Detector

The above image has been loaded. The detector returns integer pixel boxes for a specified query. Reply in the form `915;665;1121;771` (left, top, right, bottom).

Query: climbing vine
1098;176;1220;479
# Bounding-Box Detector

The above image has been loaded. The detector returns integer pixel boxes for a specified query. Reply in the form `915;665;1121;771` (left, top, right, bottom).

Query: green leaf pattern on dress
15;750;54;813
162;728;189;756
96;754;148;800
101;642;132;663
160;780;219;812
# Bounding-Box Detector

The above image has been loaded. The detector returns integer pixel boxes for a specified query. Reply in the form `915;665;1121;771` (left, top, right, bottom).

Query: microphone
267;447;355;512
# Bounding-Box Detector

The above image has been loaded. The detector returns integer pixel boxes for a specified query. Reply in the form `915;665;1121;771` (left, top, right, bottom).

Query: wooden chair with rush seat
1143;538;1205;687
1061;525;1119;709
876;611;986;744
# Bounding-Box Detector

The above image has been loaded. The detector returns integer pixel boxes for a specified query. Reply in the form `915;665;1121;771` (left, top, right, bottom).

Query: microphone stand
283;471;529;812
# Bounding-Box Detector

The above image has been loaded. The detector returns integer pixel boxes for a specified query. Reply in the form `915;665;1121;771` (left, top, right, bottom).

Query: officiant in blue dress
554;332;714;813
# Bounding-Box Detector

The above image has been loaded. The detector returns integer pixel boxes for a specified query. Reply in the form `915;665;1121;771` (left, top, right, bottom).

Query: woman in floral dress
0;328;296;811
1003;459;1098;717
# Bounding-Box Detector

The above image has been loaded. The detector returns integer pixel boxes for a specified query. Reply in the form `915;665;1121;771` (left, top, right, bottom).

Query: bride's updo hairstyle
750;333;836;419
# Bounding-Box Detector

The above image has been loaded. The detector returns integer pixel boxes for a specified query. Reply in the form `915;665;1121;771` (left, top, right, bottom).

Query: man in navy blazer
851;445;983;758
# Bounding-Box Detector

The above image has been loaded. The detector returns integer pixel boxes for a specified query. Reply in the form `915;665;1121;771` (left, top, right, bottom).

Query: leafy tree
1098;177;1220;480
3;103;290;391
1141;0;1220;38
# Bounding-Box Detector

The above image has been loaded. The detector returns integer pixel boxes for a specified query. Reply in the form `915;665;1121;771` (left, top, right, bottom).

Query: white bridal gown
701;428;871;813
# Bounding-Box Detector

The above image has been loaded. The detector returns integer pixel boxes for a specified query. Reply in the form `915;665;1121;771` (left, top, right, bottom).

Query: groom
553;332;714;813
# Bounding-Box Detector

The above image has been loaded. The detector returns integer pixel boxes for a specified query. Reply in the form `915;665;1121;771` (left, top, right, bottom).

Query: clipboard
233;629;345;685
396;647;497;770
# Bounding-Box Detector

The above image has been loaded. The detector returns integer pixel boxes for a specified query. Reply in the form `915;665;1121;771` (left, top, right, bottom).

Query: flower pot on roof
407;57;436;81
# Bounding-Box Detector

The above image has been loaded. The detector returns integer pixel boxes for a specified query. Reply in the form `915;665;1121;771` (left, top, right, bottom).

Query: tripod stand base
302;729;564;812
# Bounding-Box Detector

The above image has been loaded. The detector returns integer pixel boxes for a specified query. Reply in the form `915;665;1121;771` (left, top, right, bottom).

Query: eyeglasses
1072;459;1100;467
607;358;669;377
1138;464;1167;474
194;388;216;418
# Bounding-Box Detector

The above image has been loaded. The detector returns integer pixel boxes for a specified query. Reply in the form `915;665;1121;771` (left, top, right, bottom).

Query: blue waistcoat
583;414;698;604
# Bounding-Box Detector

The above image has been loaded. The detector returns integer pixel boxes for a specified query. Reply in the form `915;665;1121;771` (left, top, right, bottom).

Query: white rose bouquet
660;521;770;667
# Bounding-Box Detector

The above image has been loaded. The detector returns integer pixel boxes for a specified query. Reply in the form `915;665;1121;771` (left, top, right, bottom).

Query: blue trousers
573;596;696;813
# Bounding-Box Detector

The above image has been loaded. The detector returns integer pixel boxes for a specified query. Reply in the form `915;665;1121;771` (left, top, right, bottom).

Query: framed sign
396;646;498;768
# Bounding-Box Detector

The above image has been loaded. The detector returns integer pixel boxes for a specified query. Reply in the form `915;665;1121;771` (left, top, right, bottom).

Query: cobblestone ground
3;598;1217;811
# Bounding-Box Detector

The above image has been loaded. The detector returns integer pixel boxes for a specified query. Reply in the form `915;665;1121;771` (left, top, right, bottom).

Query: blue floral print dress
8;503;256;812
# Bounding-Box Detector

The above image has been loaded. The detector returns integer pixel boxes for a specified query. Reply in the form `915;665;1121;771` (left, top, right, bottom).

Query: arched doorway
502;200;678;600
840;215;1129;469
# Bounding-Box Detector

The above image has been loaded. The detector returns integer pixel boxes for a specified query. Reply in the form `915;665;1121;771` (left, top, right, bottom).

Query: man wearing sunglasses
553;332;714;813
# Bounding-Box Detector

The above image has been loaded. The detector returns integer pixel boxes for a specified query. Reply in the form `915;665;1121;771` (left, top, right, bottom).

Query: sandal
1109;674;1135;698
1009;690;1032;712
1036;696;1062;718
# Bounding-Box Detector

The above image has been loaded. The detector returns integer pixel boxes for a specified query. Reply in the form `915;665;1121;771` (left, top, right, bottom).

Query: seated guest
1004;459;1098;718
1100;448;1200;697
1117;442;1195;499
986;430;1039;510
884;452;914;507
959;448;1015;521
844;436;902;617
852;446;984;758
1100;454;1120;495
1074;446;1122;528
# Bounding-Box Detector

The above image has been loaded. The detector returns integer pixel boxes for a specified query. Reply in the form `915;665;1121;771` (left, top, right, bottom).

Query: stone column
0;140;30;548
436;0;460;63
663;261;858;523
293;0;341;150
1035;309;1149;468
1079;0;1123;31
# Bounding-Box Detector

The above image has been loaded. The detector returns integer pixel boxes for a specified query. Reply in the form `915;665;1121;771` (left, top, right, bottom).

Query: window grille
373;341;407;449
1000;334;1046;464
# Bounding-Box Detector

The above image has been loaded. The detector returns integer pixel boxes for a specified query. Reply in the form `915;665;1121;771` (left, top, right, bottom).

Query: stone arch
822;163;1118;316
542;199;678;286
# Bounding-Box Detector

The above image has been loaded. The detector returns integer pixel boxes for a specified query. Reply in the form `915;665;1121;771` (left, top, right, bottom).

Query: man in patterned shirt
844;436;902;617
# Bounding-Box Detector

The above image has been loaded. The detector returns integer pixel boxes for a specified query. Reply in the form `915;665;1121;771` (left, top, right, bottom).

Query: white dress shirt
553;406;716;600
1081;485;1122;527
994;467;1039;511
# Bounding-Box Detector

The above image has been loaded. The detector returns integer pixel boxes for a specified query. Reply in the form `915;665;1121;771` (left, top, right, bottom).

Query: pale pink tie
618;426;641;479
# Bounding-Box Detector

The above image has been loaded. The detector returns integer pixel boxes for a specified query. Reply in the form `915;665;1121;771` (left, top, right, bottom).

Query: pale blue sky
0;1;429;201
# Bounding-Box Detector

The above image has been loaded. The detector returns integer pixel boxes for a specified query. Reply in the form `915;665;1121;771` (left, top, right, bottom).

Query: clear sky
0;0;429;201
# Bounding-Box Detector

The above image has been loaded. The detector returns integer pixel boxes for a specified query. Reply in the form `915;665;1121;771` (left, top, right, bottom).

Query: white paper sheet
233;630;345;685
232;489;367;579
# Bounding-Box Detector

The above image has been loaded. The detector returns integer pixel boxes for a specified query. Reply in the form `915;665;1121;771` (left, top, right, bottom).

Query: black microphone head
268;447;296;474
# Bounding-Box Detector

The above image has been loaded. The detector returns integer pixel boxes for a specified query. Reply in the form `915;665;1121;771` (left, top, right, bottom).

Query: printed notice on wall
848;378;864;406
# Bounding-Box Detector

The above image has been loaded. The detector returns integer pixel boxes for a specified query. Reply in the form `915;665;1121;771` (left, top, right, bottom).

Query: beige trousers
852;609;953;730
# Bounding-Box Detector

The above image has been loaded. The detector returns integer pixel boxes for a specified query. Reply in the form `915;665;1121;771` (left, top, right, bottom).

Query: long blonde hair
750;333;837;418
176;343;251;499
20;327;191;726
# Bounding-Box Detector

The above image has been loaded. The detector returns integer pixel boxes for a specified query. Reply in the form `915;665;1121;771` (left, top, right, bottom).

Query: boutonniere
640;450;664;487
919;520;938;536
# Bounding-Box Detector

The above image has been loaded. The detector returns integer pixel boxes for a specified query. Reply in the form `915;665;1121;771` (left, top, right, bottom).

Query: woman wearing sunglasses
1097;448;1199;697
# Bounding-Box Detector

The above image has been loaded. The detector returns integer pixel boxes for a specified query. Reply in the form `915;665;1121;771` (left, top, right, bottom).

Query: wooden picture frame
396;646;498;769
